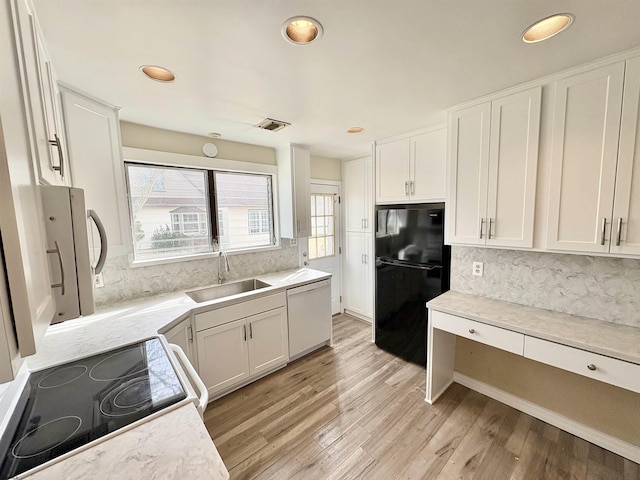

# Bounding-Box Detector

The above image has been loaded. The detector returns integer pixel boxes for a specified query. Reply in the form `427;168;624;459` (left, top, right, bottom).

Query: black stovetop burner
0;338;187;479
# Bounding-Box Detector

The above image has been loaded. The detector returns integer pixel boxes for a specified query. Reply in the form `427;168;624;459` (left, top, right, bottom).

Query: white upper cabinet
411;129;447;201
546;62;626;253
344;155;372;232
278;144;311;238
611;57;640;256
60;87;131;259
0;0;56;368
375;127;446;204
376;138;411;203
13;0;67;186
448;87;541;248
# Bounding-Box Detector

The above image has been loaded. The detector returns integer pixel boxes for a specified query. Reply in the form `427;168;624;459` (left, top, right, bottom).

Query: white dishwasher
287;278;332;360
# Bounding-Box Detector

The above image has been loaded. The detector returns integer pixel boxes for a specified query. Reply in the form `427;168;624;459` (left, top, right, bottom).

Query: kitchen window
125;163;276;262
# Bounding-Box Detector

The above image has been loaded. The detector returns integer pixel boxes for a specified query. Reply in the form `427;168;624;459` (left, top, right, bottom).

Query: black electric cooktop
0;338;187;479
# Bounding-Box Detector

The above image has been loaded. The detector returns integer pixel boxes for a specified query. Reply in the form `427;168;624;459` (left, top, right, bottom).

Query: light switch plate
472;262;484;277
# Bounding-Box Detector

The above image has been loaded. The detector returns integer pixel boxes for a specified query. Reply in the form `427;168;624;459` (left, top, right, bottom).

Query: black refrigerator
375;203;450;366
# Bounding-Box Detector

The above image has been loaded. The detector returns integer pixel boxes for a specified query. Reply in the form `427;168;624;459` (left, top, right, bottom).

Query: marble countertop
22;405;228;480
427;291;640;365
5;267;329;480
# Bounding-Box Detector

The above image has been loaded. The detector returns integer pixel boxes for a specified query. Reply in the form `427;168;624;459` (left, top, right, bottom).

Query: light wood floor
204;314;640;480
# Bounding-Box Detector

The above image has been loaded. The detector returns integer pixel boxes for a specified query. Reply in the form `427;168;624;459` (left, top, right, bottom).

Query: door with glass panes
306;183;341;314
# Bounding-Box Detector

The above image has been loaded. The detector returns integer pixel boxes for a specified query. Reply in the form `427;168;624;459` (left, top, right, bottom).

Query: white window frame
123;147;281;267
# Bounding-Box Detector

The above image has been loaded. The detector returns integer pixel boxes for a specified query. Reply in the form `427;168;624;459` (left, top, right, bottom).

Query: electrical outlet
289;238;297;247
94;272;105;288
472;262;484;277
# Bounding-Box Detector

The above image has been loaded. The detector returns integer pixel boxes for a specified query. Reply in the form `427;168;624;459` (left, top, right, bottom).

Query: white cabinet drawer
524;336;640;393
431;311;524;355
195;292;286;332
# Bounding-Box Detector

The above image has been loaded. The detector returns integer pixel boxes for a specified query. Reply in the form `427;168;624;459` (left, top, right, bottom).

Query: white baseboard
343;309;372;324
453;372;640;464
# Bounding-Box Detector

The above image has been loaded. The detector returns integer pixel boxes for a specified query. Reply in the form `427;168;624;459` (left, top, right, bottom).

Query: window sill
128;244;284;269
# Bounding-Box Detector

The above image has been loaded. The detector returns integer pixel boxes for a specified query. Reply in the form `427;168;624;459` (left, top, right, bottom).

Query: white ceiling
32;0;640;159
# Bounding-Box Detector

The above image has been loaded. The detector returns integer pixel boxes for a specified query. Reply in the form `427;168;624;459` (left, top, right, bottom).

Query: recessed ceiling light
140;65;176;82
282;16;323;45
347;127;364;134
522;13;574;43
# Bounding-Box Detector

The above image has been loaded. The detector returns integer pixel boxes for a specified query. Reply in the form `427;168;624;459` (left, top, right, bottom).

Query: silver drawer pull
468;328;475;334
587;364;596;371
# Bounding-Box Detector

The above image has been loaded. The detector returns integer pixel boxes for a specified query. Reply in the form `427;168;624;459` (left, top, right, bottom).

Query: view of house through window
308;193;335;259
125;163;275;261
214;172;274;250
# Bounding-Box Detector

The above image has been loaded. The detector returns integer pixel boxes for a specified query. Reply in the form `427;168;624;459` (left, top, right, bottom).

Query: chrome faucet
218;250;230;284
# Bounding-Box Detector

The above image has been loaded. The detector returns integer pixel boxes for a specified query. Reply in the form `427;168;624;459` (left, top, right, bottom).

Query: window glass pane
126;164;211;261
317;237;326;257
316;196;324;216
215;172;274;250
325;195;332;216
326;236;334;256
327;216;334;235
308;237;317;259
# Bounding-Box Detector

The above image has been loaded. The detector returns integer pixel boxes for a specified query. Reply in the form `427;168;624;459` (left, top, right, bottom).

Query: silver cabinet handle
479;218;485;239
249;323;253;339
88;210;108;274
296;219;300;234
48;133;65;178
362;253;365;264
404;181;409;196
410;180;415;195
187;325;193;343
488;218;494;239
587;364;596;371
243;324;247;341
46;240;65;295
600;218;607;246
616;218;623;246
468;328;475;334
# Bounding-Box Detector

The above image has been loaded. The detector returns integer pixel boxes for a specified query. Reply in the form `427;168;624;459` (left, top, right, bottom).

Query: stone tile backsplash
95;243;299;306
451;246;640;327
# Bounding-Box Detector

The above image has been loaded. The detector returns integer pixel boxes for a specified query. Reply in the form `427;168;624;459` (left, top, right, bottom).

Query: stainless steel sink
186;279;271;303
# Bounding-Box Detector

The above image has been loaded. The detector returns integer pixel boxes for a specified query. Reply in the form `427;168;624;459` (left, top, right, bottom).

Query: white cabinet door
447;103;491;245
278;144;311;238
486;87;541;248
411;128;447;202
196;318;250;397
163;317;195;366
612;56;640;255
376;138;411;203
247;307;288;376
546;63;625;252
0;0;56;360
344;231;372;319
292;145;311;237
344;155;372;233
13;0;65;186
60;88;131;258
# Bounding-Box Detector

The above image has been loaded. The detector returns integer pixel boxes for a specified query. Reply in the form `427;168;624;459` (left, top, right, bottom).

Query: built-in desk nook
426;291;640;463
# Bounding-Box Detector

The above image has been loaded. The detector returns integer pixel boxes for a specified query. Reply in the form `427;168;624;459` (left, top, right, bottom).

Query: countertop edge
427;291;640;365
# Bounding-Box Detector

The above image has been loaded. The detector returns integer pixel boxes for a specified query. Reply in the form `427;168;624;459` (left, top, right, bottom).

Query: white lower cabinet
343;231;372;319
195;296;288;399
162;317;195;366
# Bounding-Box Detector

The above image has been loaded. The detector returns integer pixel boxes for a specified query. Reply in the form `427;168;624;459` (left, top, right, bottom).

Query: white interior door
306;182;341;315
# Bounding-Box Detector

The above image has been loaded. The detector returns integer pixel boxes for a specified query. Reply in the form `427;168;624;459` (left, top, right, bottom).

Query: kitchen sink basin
186;279;271;303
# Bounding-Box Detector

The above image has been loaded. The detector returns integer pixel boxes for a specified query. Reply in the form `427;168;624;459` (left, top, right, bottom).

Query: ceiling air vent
256;118;291;132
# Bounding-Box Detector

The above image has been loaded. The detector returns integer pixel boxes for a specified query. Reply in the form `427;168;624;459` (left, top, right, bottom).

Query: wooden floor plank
203;314;638;480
